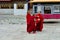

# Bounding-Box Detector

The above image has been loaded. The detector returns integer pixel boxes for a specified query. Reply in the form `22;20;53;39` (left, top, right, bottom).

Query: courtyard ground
0;15;60;40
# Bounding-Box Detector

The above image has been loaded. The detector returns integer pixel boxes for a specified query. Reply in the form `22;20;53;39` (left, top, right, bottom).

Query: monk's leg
36;23;40;31
27;24;36;33
33;26;36;33
39;21;43;31
27;26;34;33
27;24;30;32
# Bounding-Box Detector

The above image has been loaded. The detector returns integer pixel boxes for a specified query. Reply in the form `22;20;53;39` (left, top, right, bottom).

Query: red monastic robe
35;13;44;31
26;13;36;33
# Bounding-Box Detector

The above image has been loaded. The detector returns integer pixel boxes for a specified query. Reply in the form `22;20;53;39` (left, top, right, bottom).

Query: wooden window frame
0;4;14;9
17;3;24;9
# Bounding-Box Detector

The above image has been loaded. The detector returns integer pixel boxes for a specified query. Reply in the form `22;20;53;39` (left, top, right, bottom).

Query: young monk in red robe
26;9;36;33
34;12;44;32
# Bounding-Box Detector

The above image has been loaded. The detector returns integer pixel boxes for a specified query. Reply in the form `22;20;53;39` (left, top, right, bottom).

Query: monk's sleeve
26;15;31;25
39;14;44;21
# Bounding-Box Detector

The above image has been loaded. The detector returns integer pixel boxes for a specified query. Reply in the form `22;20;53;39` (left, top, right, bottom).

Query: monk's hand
38;19;40;21
37;16;39;17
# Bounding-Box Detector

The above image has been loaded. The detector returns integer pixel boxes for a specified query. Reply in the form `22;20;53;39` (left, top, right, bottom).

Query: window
34;6;37;13
17;3;24;9
11;4;14;9
44;6;51;10
53;5;60;13
44;6;51;14
1;6;9;9
1;4;9;9
0;4;14;9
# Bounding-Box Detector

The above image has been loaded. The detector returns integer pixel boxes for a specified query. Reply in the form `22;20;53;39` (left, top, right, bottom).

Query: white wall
0;3;28;15
14;3;28;15
0;9;14;15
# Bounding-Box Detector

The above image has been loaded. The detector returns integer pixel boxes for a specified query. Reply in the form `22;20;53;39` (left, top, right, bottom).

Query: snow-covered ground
0;15;60;40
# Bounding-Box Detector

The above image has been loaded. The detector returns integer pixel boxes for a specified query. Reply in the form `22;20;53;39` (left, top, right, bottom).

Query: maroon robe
26;13;36;33
35;13;44;31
